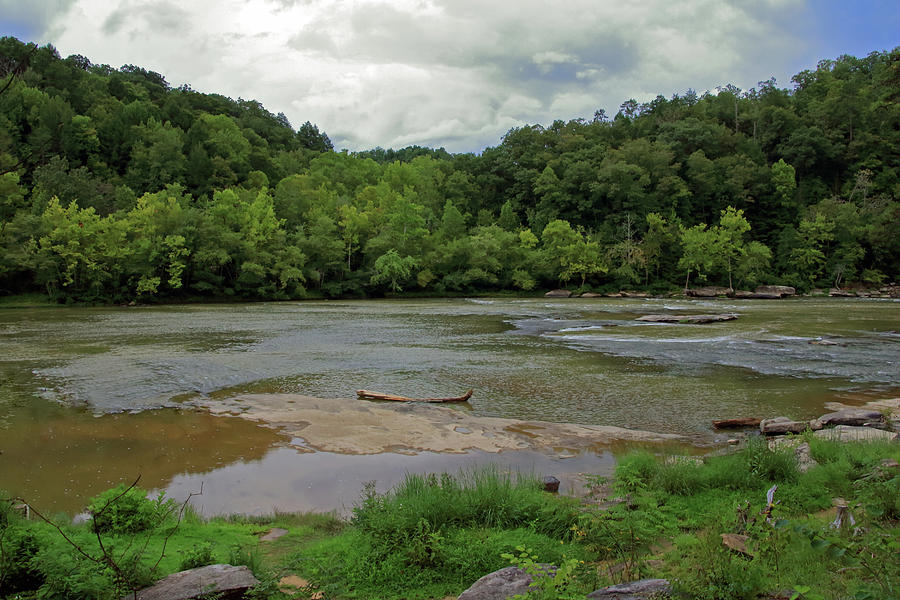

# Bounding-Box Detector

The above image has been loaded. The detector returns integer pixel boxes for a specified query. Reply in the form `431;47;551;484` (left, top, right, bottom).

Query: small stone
542;475;560;493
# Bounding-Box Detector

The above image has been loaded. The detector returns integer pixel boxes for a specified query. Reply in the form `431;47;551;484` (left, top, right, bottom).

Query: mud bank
197;393;684;455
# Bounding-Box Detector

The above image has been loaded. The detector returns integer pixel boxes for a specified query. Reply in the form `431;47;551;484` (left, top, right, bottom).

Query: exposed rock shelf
196;393;684;455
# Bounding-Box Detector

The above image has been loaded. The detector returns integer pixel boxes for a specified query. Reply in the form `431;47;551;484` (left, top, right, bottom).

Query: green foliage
1;35;898;302
87;484;177;534
178;541;216;570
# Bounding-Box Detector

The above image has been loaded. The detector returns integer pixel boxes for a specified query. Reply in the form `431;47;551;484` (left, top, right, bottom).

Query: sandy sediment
197;393;683;455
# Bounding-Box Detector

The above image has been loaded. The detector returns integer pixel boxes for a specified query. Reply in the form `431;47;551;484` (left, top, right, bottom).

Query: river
1;297;897;515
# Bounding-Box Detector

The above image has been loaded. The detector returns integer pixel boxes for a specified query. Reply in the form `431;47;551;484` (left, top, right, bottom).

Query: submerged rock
635;313;737;324
132;564;258;600
541;475;560;493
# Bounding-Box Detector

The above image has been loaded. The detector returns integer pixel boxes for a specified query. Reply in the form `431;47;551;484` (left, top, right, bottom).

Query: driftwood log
356;389;474;403
712;417;762;429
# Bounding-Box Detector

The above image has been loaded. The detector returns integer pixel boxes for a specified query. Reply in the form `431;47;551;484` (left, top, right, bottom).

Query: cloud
7;0;884;154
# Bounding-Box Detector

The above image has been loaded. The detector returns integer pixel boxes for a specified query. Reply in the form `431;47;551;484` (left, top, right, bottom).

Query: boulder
732;290;755;298
816;409;885;427
793;442;819;473
587;578;671;599
686;286;731;297
458;566;552;600
620;291;651;298
749;292;783;299
760;417;808;436
541;475;560;493
132;564;259;600
580;292;603;298
755;285;796;297
544;289;572;298
814;426;898;443
635;314;737;324
603;292;623;298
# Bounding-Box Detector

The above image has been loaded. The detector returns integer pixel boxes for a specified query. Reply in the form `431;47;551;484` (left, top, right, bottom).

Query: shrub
87;484;177;534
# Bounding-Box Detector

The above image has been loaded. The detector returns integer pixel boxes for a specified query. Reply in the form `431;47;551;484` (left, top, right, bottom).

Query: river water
1;297;897;515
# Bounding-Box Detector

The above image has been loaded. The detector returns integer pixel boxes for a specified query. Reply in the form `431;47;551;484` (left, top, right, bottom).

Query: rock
687;286;732;297
809;338;841;346
817;409;885;427
760;417;808;436
635;314;737;324
587;578;671;599
544;289;572;298
132;564;259;600
728;438;740;445
713;417;762;429
604;292;623;298
880;458;899;470
620;291;651;298
580;292;603;298
749;292;783;299
721;533;752;555
732;290;754;298
793;442;818;473
458;566;552;600
814;425;898;443
829;288;856;297
755;285;796;297
542;475;560;493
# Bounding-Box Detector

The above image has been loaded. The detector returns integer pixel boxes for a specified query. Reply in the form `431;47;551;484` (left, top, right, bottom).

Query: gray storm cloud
5;0;807;152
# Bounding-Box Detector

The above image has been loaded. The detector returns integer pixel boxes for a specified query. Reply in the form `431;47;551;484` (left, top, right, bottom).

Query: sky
1;0;897;153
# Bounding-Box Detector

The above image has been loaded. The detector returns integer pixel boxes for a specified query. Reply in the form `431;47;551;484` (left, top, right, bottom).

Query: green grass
3;440;899;599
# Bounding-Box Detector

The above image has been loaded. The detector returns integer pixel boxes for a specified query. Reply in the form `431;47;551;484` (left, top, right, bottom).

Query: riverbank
3;435;898;599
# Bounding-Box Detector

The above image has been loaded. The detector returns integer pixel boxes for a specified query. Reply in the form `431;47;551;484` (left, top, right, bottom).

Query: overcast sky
1;0;897;153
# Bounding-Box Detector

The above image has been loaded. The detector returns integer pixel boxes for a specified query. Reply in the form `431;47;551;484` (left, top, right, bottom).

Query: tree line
0;36;897;302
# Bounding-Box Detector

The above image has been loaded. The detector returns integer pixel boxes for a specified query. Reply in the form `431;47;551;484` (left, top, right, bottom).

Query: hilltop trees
0;35;897;301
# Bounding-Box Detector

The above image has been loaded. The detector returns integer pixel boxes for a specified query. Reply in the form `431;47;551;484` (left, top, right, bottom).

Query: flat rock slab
817;409;885;427
198;394;683;455
635;314;737;324
132;564;258;600
814;426;898;443
587;578;671;599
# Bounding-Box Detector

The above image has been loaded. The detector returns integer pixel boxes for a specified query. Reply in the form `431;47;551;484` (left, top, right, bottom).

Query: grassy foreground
2;436;899;599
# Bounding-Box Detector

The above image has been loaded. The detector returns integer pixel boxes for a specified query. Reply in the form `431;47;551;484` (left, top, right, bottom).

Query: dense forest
0;36;897;302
